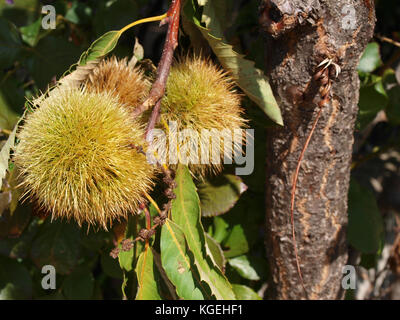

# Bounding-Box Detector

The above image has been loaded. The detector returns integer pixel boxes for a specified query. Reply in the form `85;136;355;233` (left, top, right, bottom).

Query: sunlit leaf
78;31;121;66
232;284;262;300
358;42;382;73
171;165;235;299
184;1;283;125
135;244;162;300
228;255;260;281
161;219;205;300
205;233;226;272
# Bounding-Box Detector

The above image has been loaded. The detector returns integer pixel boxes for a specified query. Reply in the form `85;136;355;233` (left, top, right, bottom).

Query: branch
131;0;181;141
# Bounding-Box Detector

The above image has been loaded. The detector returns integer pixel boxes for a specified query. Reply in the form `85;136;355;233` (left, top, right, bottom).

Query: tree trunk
260;0;375;299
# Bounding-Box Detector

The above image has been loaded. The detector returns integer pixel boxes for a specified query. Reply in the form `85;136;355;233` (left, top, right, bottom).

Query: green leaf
118;216;144;273
198;174;247;217
171;164;236;299
118;215;145;299
118;246;135;273
210;216;229;243
358;42;382;73
228;255;260;281
135;245;162;300
19;18;47;47
232;284;262;300
202;29;282;125
214;190;263;259
0;18;22;69
151;248;178;299
0;115;24;191
222;223;249;258
30;220;82;275
78;30;121;66
348;180;384;253
160;219;205;300
201;0;233;39
205;233;226;272
357;80;388;129
0;255;32;299
184;3;282;125
62;267;94;300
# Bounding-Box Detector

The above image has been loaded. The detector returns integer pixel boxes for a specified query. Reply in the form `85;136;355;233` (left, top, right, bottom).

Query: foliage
0;0;399;301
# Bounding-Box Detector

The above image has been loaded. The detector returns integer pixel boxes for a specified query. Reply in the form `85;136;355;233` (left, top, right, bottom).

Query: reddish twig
144;206;152;230
131;0;181;141
145;100;162;142
290;106;322;299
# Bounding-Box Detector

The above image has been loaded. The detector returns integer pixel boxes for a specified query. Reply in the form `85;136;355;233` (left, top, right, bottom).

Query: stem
144;207;151;230
375;34;400;48
145;100;162;142
132;0;181;140
118;13;168;36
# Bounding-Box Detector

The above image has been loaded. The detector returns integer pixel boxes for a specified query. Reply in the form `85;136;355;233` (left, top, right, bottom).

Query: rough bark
260;0;375;299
